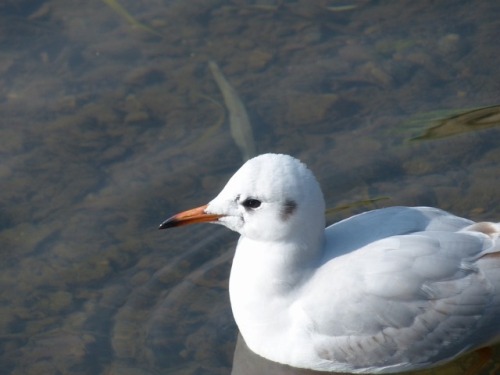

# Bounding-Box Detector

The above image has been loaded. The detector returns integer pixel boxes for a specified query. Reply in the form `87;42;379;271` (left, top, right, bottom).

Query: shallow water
0;1;499;374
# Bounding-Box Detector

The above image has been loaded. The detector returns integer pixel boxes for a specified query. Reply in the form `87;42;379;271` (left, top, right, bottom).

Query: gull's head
160;154;326;242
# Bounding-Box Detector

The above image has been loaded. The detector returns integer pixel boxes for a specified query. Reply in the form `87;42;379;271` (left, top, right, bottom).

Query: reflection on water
0;0;499;374
232;335;500;375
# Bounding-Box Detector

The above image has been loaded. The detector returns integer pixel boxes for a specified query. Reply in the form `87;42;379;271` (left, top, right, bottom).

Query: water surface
0;1;499;374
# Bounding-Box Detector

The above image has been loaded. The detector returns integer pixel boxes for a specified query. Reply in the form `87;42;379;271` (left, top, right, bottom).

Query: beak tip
158;219;175;230
158;204;217;230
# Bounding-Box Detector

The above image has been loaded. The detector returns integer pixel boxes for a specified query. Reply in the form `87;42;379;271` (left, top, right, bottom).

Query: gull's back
294;206;500;373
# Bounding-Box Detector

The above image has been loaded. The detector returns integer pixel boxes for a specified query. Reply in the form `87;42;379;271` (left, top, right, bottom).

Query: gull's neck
228;231;326;354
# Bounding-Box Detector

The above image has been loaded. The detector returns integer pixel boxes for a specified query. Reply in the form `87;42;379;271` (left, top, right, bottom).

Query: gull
159;153;500;373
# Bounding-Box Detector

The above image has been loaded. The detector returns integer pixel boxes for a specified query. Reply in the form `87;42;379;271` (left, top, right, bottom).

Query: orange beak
158;204;223;229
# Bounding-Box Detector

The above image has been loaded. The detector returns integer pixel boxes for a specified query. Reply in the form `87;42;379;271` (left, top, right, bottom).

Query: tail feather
461;222;500;240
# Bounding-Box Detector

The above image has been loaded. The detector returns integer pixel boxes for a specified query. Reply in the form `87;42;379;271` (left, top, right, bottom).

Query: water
0;1;499;374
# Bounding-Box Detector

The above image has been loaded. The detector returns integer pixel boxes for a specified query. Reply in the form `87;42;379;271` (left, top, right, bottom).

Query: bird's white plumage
172;154;500;373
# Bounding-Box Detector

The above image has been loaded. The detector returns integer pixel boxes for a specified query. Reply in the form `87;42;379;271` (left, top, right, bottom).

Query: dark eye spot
242;198;261;209
281;199;297;220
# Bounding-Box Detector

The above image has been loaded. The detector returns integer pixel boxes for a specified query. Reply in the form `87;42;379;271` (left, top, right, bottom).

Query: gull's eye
242;198;261;209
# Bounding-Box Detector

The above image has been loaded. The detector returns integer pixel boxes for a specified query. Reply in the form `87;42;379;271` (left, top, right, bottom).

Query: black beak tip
158;220;174;230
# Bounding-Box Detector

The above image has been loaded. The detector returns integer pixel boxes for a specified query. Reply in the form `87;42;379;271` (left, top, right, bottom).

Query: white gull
159;153;500;373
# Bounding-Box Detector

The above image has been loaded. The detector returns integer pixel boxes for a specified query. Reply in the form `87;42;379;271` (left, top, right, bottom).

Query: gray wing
301;225;500;373
324;206;474;258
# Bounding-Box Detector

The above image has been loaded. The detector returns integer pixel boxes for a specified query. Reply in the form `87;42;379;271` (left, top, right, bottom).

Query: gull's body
160;153;500;373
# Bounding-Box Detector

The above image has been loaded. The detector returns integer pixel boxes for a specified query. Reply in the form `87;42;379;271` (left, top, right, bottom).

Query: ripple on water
110;225;237;372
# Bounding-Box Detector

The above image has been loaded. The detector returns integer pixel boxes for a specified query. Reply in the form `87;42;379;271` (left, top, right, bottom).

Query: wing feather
298;220;498;372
